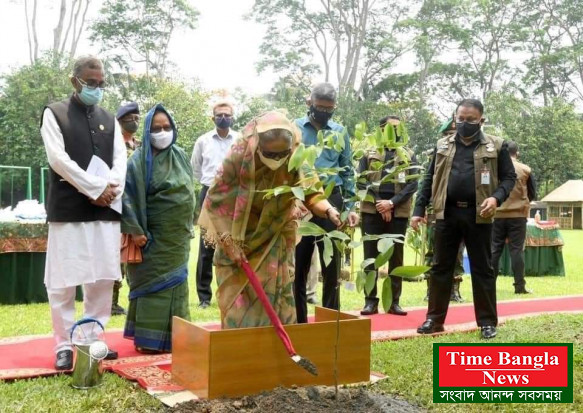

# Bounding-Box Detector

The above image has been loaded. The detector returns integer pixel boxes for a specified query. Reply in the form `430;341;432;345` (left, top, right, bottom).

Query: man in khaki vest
358;115;419;316
423;117;465;303
491;141;536;294
411;99;516;339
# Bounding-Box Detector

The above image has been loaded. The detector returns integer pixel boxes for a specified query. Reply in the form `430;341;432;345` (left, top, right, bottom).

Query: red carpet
365;295;583;341
0;295;581;384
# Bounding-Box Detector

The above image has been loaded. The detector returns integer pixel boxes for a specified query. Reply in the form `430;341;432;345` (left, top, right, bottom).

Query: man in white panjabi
40;56;127;370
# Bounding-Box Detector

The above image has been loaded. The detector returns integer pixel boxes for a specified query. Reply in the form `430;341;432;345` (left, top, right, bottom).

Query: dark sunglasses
260;148;291;160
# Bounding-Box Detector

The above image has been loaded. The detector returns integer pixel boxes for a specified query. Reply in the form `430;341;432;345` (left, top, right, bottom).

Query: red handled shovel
240;260;318;376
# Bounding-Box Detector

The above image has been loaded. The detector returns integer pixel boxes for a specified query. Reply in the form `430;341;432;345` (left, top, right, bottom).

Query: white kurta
41;108;127;290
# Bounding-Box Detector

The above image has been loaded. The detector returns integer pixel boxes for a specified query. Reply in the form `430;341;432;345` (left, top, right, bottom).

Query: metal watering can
70;318;109;389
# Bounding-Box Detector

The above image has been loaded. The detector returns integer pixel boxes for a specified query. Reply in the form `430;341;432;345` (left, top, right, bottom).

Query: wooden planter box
172;307;371;399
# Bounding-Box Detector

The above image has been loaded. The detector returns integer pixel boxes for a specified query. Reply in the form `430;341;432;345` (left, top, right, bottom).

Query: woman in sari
121;103;195;352
198;110;341;329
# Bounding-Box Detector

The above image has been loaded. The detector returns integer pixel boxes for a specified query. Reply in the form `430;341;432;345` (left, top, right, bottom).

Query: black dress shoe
198;301;210;309
55;350;73;371
111;304;127;316
417;319;444;334
515;289;533;294
105;349;118;360
360;302;379;315
388;304;408;316
481;326;497;339
307;296;319;305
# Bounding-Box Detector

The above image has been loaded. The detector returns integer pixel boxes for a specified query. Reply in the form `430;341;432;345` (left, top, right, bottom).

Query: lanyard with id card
481;164;490;185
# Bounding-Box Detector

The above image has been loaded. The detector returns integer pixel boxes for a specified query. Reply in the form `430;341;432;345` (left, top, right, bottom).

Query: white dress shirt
190;128;238;186
40;108;127;289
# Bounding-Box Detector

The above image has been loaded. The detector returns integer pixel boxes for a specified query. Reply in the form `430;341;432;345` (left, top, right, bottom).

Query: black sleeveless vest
43;96;121;222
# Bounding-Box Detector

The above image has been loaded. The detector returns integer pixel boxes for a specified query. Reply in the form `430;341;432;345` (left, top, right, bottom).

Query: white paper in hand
86;155;110;179
86;155;122;214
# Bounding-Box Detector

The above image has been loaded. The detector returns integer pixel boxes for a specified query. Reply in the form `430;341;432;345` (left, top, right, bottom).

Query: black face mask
121;120;139;134
309;105;334;126
456;121;481;138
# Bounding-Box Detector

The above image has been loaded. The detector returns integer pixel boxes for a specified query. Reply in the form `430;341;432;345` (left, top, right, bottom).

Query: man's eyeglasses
313;105;335;114
260;148;291;160
150;126;173;133
76;77;106;90
121;114;140;122
215;113;233;119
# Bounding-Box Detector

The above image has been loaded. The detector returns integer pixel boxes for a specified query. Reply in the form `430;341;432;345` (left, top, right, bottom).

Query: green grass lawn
371;313;583;412
0;230;581;411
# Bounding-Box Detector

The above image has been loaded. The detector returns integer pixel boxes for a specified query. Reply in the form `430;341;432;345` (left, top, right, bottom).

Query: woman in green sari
122;104;195;352
198;110;341;329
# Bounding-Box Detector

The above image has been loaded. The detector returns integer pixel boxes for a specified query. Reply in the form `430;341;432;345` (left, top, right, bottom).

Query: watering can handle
70;318;105;340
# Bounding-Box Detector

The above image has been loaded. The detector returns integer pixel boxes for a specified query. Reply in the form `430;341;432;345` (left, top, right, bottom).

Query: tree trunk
69;0;84;57
24;0;34;64
61;0;79;54
346;0;370;93
32;0;39;62
53;0;67;52
70;0;91;58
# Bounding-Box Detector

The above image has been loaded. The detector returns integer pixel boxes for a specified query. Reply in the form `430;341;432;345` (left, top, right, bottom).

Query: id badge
481;169;490;185
398;172;406;184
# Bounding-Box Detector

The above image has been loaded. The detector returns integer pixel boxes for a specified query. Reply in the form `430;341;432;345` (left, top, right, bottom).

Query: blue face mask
78;85;104;106
214;116;233;130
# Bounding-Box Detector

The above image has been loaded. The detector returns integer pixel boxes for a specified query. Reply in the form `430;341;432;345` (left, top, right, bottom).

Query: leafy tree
18;0;93;63
486;92;583;196
0;54;73;201
90;0;198;78
232;92;273;131
519;0;573;105
250;0;409;95
0;55;72;170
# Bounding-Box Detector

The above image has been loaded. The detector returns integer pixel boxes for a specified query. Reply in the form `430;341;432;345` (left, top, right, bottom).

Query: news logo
433;343;573;403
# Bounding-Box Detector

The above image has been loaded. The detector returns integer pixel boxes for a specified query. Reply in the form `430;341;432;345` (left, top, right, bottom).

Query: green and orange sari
198;111;320;329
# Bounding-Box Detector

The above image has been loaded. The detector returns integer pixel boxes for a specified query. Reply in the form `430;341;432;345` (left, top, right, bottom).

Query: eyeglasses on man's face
76;77;106;90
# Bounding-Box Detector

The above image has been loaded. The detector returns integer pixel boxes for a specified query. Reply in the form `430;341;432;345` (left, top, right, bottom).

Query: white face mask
258;150;289;171
150;130;173;150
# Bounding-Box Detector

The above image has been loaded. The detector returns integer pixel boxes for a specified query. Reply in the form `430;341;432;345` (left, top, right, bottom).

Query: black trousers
491;218;527;290
294;190;343;323
428;206;497;327
362;213;408;305
196;185;215;303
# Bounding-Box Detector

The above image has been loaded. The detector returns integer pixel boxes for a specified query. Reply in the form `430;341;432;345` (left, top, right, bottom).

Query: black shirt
447;138;480;205
413;133;517;217
357;149;419;205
